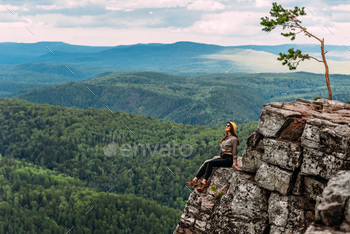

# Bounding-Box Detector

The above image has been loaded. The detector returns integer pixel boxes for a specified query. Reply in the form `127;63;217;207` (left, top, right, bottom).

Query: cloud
33;0;103;10
330;4;350;12
105;0;190;11
0;4;20;12
177;11;263;36
255;0;270;8
187;1;226;11
0;4;29;12
36;5;60;10
27;12;163;28
331;12;350;22
1;0;350;48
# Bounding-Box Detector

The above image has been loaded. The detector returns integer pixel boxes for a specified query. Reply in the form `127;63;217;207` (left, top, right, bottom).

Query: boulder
268;192;315;233
241;146;263;173
261;138;302;171
306;171;350;233
212;171;269;233
255;162;294;195
257;105;302;138
175;167;235;233
315;170;350;227
301;148;347;180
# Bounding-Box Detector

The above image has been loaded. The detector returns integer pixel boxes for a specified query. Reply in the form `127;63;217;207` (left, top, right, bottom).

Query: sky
1;0;350;46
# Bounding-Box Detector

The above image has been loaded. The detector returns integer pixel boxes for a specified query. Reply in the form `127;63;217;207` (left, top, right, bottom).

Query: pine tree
261;2;333;99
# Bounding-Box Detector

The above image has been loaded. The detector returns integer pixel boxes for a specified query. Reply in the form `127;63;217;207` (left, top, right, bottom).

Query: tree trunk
321;38;332;100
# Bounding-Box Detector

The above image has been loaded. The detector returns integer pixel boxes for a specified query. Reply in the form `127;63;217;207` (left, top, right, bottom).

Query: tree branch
297;54;323;62
289;17;323;42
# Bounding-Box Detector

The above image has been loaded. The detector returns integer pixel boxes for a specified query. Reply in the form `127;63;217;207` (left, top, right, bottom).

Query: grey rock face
301;120;322;149
257;106;302;138
301;118;350;161
212;171;269;233
174;99;350;234
175;170;269;234
304;177;327;200
268;192;315;233
175;167;235;233
301;148;346;180
255;162;294;195
241;146;262;173
261;138;302;171
306;170;350;233
305;225;349;233
316;171;350;226
227;172;269;221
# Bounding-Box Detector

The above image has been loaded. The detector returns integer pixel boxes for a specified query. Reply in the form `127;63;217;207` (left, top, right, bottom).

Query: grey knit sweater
219;135;238;159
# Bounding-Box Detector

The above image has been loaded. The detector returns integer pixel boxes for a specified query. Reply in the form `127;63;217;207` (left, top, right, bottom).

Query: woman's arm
231;138;238;159
232;137;241;170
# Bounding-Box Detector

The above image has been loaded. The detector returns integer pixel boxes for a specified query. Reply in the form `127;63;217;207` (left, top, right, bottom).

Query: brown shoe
197;182;209;192
186;180;198;186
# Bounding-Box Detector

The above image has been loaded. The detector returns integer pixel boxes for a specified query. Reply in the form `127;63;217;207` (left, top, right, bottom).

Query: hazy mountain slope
0;63;121;97
2;41;349;98
0;41;111;64
1;41;349;76
204;49;350;74
234;44;350;61
15;71;350;126
23;42;350;75
14;72;266;125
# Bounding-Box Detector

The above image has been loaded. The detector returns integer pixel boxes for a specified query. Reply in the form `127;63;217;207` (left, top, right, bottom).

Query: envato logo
103;140;193;158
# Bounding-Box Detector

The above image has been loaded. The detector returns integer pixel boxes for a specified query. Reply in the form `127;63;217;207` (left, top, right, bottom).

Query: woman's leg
188;156;223;184
195;161;209;180
196;156;221;174
203;158;233;180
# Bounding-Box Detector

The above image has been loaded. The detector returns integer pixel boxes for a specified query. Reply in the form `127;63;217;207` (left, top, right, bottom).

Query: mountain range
1;41;349;99
1;41;349;75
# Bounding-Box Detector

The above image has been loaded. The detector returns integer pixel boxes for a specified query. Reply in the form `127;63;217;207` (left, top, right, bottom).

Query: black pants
195;154;233;180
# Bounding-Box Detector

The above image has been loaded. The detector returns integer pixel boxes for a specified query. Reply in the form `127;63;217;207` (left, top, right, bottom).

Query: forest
0;98;258;232
1;71;349;233
0;156;181;233
13;71;350;126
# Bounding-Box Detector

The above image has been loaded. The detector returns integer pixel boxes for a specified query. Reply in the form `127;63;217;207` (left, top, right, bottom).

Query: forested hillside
0;63;115;97
15;71;350;126
0;157;181;233
0;99;257;213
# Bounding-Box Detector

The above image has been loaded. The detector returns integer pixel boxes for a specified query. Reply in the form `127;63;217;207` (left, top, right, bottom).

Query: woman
186;121;241;192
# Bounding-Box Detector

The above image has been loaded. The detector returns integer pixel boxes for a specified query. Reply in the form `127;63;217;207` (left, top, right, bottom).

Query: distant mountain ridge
1;41;349;98
1;41;348;77
0;41;111;64
1;41;348;62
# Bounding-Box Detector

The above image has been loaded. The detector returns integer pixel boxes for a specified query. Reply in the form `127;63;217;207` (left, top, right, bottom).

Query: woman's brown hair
220;122;241;146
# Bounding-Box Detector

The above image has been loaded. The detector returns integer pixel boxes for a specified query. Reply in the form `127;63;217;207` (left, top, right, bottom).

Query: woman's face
225;123;231;132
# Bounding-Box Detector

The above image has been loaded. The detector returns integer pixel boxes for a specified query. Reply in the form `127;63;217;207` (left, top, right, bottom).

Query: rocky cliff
174;99;350;234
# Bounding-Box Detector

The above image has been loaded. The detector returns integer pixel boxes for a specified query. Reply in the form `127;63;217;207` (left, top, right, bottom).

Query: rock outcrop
174;99;350;233
305;170;350;233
